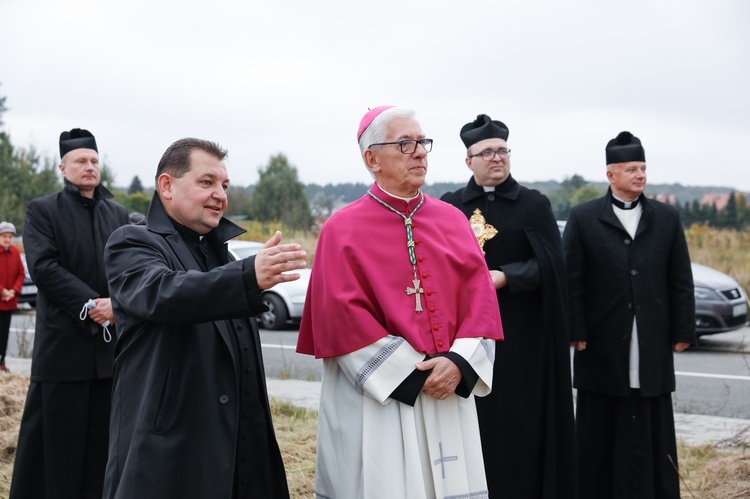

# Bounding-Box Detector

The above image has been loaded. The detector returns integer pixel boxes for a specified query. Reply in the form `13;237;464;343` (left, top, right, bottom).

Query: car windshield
231;246;261;259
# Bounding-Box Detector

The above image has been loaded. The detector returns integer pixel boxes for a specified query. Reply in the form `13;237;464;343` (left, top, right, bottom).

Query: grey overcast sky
1;0;748;191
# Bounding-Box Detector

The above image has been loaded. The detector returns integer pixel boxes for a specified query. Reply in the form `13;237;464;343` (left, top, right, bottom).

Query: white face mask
79;299;112;343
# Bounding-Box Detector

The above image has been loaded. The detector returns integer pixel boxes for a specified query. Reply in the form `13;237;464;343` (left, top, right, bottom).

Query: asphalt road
8;311;750;419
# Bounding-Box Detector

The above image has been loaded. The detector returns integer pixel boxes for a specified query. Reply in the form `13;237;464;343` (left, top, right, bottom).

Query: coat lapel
634;197;653;239
596;189;652;239
597;195;626;233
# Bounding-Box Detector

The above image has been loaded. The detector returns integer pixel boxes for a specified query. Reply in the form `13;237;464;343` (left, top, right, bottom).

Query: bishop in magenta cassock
297;106;504;499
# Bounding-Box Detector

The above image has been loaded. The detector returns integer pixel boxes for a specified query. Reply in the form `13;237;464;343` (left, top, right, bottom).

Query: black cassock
442;175;577;499
563;190;695;499
11;182;128;499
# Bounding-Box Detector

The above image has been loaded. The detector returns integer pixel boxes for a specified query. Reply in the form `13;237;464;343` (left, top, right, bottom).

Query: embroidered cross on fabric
432;442;458;479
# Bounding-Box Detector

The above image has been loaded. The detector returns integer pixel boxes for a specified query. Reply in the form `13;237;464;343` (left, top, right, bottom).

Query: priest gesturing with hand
297;106;504;499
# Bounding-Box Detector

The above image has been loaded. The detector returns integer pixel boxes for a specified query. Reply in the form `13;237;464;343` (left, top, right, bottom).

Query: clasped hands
416;356;462;401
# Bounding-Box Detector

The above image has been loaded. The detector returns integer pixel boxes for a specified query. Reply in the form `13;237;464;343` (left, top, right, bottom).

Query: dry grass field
685;226;750;294
0;372;318;498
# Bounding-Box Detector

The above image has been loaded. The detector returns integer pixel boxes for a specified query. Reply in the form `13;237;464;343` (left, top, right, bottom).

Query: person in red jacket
0;221;25;372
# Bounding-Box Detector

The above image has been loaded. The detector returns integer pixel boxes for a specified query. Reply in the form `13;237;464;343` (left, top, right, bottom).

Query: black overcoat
563;190;696;397
102;194;288;499
441;175;577;499
23;181;129;381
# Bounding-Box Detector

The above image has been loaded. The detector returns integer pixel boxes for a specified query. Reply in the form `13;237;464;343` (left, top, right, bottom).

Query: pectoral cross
405;277;424;313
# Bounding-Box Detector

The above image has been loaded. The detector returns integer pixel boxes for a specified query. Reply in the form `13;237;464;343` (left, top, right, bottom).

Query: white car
227;240;311;330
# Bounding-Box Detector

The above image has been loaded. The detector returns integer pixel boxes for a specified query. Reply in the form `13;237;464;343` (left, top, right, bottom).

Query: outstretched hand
254;231;308;291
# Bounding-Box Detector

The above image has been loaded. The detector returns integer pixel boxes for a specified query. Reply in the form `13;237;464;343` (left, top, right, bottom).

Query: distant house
700;192;750;211
652;193;678;204
701;193;731;211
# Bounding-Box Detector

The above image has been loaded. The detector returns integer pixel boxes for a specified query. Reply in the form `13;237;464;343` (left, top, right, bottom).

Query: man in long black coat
441;114;577;498
103;138;305;498
11;129;129;498
563;131;695;499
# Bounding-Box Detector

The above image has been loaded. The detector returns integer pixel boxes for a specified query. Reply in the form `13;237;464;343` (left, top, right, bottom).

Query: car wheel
260;293;289;330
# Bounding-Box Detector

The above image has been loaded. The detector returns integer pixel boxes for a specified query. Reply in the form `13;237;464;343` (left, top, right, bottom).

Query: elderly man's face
59;148;100;197
607;161;647;201
368;117;428;197
159;149;229;235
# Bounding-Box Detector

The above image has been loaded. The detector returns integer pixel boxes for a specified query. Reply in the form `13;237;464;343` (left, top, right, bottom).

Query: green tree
126;191;152;214
737;194;750;228
128;175;145;194
719;191;739;230
679;200;694;226
112;190;152;215
225;185;253;219
311;191;333;218
570;185;604;207
0;92;61;230
563;174;587;191
99;160;116;190
548;174;590;219
248;154;312;230
690;199;703;225
704;203;719;227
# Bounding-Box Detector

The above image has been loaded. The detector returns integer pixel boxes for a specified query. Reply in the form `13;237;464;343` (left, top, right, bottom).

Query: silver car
557;220;749;336
692;263;749;336
227;240;311;330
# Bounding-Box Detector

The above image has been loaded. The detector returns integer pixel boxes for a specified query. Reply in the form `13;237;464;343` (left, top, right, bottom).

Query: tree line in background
544;175;750;229
303;175;750;230
2;88;748;233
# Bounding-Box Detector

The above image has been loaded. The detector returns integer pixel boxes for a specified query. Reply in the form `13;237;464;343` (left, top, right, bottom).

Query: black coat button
487;193;495;201
219;395;229;404
624;239;631;245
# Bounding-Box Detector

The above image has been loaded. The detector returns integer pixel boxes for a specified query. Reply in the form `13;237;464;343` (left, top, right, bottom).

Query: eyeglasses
369;139;433;154
469;148;511;161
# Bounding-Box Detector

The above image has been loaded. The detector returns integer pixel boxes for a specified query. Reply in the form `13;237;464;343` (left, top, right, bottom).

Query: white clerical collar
612;193;640;210
378;184;421;202
481;185;495;193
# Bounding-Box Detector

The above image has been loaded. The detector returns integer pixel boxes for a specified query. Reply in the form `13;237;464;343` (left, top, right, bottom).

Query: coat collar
144;192;246;271
369;182;425;214
460;174;520;204
597;188;653;237
144;191;245;243
63;178;115;203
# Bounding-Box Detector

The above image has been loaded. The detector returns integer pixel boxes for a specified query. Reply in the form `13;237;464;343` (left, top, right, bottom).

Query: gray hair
0;221;16;236
358;107;416;161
